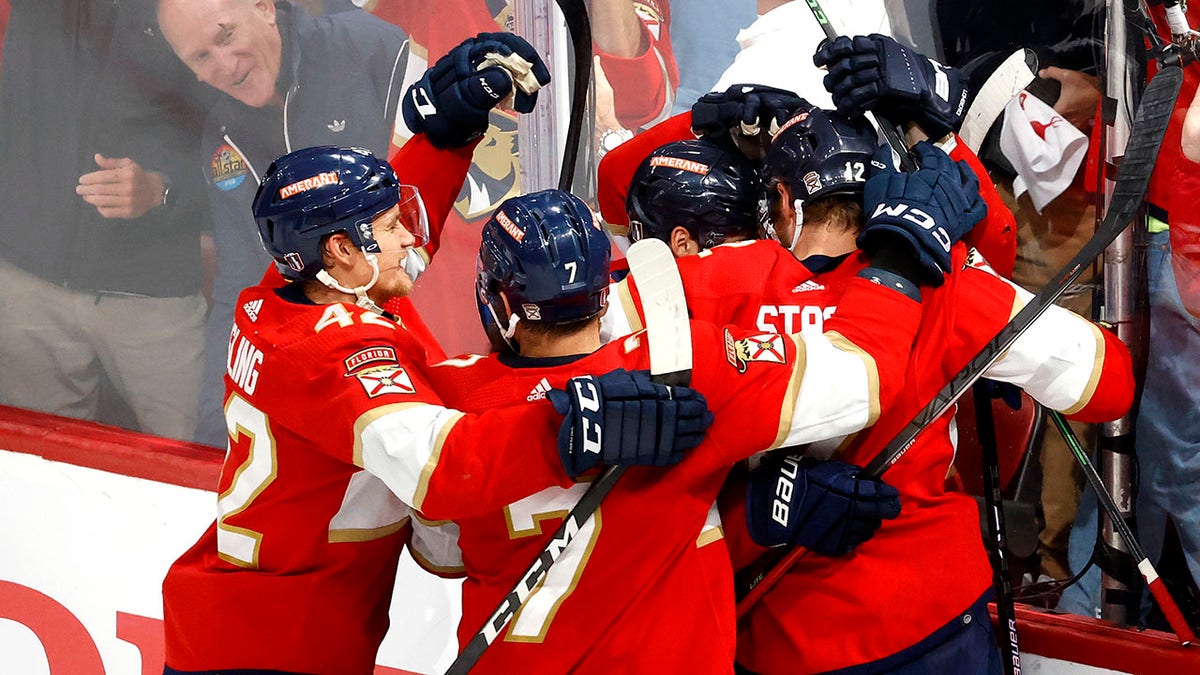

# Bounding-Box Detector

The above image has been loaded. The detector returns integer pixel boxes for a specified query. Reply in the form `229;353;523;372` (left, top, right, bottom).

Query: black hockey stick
736;63;1183;616
445;239;691;674
974;383;1022;675
801;0;918;171
553;0;592;191
1048;410;1196;644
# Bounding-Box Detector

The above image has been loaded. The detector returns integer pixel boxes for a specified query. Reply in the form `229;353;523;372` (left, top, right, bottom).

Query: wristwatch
598;127;634;158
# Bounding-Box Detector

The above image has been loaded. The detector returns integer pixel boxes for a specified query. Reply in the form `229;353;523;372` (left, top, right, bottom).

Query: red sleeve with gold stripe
813;275;924;431
956;252;1135;422
258;306;571;522
948;135;1017;278
388;132;478;258
597;111;695;227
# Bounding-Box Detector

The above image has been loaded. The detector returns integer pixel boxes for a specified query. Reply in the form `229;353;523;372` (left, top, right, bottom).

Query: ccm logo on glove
870;203;952;252
572;377;603;458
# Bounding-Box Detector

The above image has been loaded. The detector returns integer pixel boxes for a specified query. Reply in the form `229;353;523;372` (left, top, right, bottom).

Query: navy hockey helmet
626;138;762;250
477;189;611;351
253;145;424;280
761;108;878;203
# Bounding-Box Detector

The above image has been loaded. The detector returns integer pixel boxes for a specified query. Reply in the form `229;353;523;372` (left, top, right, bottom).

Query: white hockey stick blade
625;239;693;385
959;49;1038;152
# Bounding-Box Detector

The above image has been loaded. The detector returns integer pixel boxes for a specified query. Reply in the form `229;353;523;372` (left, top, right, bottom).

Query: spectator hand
691;84;813;140
548;368;712;478
1038;67;1100;131
859;142;987;286
746;453;901;556
403;32;551;149
814;34;969;139
76;154;165;219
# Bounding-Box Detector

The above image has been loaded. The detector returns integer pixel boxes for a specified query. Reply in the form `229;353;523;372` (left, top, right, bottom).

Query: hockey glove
403;32;551;149
691;84;814;139
814;34;970;139
548;368;712;478
858;142;987;286
746;453;901;557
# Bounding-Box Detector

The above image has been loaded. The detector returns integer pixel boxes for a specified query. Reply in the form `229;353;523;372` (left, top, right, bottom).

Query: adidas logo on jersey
791;280;825;293
243;299;264;322
527;377;553;402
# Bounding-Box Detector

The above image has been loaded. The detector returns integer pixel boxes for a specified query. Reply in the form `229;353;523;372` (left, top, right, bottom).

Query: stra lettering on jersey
755;304;837;336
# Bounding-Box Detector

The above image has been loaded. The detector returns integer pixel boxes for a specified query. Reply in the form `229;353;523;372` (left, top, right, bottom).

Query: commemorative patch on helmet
724;329;788;373
802;171;823;196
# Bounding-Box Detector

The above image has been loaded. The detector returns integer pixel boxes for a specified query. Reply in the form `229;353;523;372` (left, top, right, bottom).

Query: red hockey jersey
609;241;1133;673
420;276;923;673
734;247;1133;673
162;282;576;674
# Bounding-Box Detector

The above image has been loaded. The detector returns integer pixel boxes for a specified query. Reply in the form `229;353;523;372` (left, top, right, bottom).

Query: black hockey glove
746;453;901;557
548;368;712;478
858;142;986;287
814;34;970;139
691;84;814;139
403;32;550;149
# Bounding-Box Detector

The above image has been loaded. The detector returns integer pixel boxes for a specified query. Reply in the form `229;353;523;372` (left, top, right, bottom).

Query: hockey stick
1048;410;1197;644
445;239;691;674
958;49;1039;152
974;383;1022;675
801;0;918;171
736;63;1183;617
553;0;592;191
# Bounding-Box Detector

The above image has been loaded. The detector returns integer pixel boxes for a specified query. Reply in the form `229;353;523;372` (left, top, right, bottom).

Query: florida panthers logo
724;329;789;373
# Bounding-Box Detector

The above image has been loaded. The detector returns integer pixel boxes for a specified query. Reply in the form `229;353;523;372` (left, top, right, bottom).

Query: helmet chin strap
766;199;804;251
787;198;804;251
317;253;384;314
483;295;522;353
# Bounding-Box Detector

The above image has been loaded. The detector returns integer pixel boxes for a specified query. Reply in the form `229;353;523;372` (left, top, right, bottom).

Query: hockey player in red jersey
160;147;716;675
415;162;986;672
611;105;1136;671
731;109;1133;674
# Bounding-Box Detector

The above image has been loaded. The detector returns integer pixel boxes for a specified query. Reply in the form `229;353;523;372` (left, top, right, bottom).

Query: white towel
1000;91;1088;213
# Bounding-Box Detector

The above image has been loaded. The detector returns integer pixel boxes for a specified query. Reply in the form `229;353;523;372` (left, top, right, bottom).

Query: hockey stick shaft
446;464;623;675
801;0;918;171
445;239;691;673
737;64;1183;617
975;384;1022;674
554;0;591;191
1048;411;1196;644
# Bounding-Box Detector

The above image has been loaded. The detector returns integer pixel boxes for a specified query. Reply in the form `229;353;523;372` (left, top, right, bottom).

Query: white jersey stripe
353;402;466;512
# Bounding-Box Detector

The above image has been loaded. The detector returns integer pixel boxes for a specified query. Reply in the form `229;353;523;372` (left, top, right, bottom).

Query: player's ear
669;226;695;257
772;182;794;220
320;232;356;270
